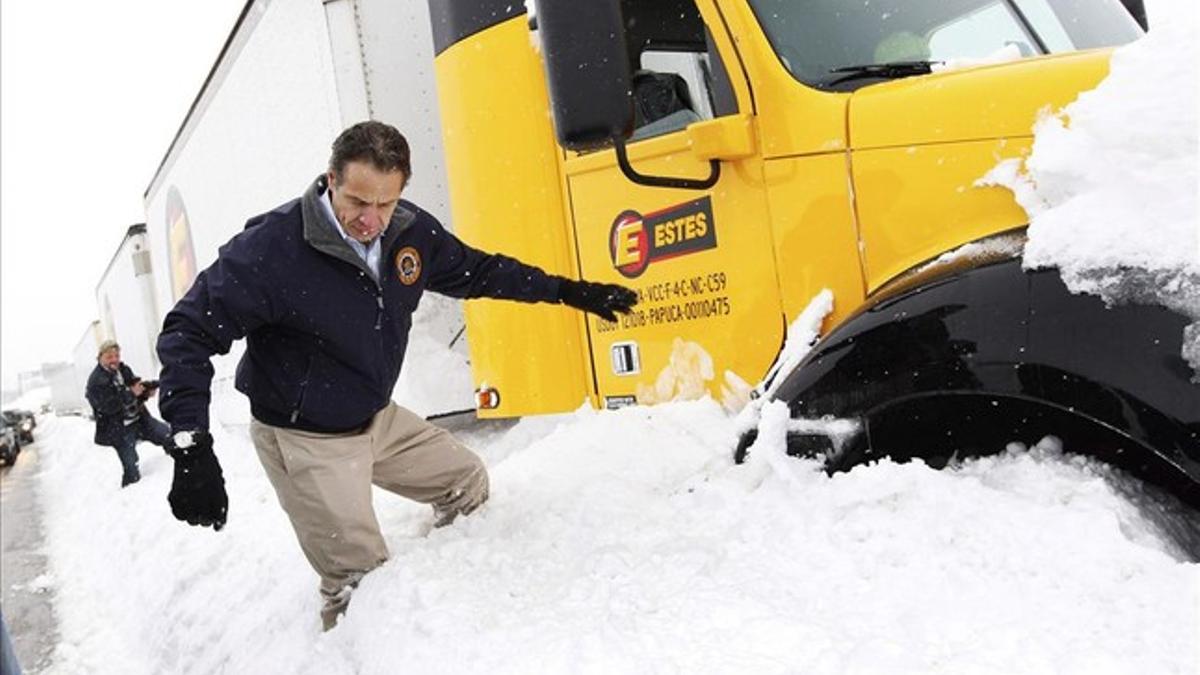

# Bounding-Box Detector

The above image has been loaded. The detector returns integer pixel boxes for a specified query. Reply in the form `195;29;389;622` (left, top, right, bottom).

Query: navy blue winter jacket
85;362;142;446
157;175;561;434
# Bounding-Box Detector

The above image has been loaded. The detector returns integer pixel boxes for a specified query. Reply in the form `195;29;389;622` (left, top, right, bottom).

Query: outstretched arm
424;220;637;320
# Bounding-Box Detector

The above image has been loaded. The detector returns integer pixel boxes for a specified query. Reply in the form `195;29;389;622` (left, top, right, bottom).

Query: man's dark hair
329;121;411;185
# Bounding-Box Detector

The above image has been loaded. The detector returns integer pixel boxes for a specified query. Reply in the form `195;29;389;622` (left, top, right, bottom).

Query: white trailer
142;0;471;419
45;363;82;415
47;321;103;415
70;321;103;414
46;365;82;413
93;224;164;378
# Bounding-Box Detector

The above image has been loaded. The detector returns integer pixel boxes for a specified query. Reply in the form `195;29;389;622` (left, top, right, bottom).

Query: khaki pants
250;402;489;629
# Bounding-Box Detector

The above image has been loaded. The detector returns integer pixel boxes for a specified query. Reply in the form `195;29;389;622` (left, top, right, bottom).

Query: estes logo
609;197;717;278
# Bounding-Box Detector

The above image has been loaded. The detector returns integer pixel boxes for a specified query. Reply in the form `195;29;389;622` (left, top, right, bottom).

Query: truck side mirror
537;0;721;190
536;0;633;150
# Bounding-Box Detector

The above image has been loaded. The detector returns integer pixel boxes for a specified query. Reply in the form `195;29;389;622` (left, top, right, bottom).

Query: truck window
1009;0;1075;52
620;0;738;141
640;50;715;121
1013;0;1141;50
746;0;1142;91
927;2;1039;60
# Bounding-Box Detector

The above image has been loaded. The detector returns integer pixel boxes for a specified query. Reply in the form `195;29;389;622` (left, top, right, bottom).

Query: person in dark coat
156;121;638;629
85;340;170;486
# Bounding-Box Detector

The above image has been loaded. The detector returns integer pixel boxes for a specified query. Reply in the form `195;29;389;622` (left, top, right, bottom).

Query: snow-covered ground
29;400;1200;674
16;0;1200;673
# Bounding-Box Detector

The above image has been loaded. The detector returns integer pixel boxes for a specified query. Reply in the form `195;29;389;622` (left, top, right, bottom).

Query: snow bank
34;397;1198;674
982;0;1199;366
26;3;1200;673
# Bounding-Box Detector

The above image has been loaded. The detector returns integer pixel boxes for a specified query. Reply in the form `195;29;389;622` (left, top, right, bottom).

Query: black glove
557;279;639;322
167;430;228;531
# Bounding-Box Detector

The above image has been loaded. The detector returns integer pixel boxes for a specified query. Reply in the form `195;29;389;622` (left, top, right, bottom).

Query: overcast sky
1;0;245;390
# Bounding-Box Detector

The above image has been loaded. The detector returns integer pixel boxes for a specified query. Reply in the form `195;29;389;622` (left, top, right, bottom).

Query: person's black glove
167;430;228;531
557;279;639;322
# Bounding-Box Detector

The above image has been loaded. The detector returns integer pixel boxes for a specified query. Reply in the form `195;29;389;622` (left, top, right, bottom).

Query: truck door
559;0;783;409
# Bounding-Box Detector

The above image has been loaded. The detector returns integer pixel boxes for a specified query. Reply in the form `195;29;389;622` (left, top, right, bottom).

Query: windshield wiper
824;60;941;87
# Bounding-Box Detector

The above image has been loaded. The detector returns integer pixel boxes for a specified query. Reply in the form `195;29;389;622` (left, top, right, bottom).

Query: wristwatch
172;430;197;449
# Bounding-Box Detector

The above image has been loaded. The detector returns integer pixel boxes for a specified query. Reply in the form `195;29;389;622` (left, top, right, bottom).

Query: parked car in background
0;417;20;466
1;410;35;444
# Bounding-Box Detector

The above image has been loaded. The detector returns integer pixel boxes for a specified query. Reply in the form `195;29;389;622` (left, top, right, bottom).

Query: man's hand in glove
167;430;228;531
557;279;639;322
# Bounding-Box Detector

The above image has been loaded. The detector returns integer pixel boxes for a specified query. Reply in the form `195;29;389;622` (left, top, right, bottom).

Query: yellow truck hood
847;49;1113;150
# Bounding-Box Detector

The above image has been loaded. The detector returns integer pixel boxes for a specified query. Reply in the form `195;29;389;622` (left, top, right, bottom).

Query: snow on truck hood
982;1;1199;373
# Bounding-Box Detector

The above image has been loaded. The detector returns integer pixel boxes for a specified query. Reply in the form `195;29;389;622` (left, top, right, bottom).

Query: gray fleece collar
300;174;416;281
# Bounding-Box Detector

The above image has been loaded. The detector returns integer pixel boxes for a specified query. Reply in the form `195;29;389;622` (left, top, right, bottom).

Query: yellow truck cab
428;0;1199;507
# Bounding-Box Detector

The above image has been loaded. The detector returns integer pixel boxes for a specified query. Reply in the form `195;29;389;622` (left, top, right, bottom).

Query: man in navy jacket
156;121;636;629
85;340;169;487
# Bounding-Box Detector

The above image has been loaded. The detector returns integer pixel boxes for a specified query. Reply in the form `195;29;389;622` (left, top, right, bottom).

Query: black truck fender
736;253;1200;509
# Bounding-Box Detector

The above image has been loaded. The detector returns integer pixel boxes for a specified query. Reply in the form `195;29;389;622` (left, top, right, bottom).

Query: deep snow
29;402;1200;674
14;0;1200;672
983;0;1199;371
